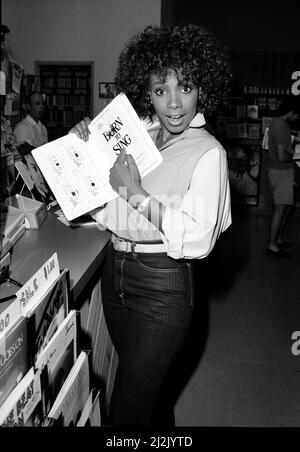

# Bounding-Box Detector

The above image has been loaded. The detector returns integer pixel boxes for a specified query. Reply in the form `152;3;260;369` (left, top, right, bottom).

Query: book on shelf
21;74;40;97
0;366;42;426
236;104;247;118
248;122;260;140
24;395;45;426
32;92;163;221
226;118;237;139
237;121;248;139
77;388;101;427
27;268;70;363
267;97;278;111
34;309;78;417
45;350;90;426
0;316;29;407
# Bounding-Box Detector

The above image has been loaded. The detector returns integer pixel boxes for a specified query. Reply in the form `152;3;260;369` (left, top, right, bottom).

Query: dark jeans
101;242;194;427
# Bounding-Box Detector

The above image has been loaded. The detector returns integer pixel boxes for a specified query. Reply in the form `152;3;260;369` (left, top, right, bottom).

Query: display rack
213;50;300;207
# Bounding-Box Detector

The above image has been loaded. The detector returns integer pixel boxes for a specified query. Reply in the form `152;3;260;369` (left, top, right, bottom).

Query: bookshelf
213;91;286;207
35;61;93;141
212;50;300;208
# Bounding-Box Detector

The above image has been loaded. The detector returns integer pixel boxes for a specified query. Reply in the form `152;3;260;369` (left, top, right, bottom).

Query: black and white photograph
1;0;300;442
98;82;116;99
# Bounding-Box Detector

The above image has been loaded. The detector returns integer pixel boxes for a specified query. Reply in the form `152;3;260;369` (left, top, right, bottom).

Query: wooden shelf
36;61;93;140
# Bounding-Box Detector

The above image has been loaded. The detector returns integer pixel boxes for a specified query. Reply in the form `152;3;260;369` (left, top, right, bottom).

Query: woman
71;24;232;427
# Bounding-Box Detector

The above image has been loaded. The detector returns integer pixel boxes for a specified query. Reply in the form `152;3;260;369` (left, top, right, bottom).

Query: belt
111;234;166;253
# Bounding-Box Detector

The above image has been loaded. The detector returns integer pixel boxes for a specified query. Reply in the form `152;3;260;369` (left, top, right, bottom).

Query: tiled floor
174;210;300;427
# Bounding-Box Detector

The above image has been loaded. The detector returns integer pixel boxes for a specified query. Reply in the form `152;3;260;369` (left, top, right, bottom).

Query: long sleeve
90;145;232;255
160;147;232;259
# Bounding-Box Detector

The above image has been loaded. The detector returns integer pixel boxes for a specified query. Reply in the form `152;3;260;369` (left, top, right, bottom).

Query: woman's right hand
68;117;91;142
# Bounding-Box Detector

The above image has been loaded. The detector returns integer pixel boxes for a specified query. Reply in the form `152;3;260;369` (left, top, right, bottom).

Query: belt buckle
123;239;136;253
119;238;133;252
118;238;127;251
113;236;138;253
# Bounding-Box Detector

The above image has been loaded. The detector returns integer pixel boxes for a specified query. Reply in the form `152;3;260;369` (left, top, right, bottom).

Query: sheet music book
32;93;162;221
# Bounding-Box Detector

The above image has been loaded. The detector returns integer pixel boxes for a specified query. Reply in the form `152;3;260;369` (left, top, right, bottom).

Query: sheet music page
89;93;162;177
32;133;117;220
32;93;162;220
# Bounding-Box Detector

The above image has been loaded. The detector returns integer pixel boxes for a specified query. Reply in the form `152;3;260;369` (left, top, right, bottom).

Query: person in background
14;91;48;148
266;95;300;257
70;23;232;427
13;91;52;203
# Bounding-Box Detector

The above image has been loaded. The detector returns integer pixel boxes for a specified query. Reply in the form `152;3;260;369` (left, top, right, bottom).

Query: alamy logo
291;71;300;96
291;331;300;356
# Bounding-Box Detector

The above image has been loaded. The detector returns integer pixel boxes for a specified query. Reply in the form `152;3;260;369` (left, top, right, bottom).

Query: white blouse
160;147;231;259
92;114;232;260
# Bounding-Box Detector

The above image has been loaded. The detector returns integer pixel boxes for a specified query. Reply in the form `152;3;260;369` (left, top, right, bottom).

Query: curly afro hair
115;23;232;120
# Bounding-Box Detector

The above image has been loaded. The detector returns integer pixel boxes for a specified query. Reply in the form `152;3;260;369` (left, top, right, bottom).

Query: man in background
14;91;48;147
13;91;53;203
266;95;300;257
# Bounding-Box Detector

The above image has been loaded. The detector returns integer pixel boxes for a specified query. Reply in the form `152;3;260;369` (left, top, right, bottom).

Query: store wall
161;0;300;52
2;0;162;115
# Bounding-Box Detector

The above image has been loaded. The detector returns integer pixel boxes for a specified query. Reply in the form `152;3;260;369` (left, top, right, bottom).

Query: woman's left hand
109;149;146;203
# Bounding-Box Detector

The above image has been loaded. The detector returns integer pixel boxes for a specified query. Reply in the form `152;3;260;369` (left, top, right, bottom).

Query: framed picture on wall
99;82;116;99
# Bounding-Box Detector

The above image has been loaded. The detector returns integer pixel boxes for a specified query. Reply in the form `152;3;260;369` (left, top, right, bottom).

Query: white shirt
14;114;48;147
92;114;232;260
161;146;231;259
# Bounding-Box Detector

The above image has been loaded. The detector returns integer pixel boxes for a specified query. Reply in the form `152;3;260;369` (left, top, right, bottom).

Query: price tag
18;253;60;316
